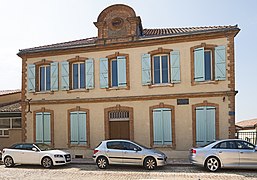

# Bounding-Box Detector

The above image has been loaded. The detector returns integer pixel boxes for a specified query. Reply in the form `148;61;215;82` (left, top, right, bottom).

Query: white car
2;143;71;168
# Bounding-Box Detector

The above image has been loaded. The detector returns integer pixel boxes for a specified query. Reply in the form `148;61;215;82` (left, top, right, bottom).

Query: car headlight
155;153;164;157
54;154;63;158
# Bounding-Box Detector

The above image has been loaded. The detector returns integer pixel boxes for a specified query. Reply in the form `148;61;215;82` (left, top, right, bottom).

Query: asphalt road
0;163;257;180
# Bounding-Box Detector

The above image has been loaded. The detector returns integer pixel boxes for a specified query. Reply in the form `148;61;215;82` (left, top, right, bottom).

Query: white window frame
39;65;51;91
152;54;170;84
204;50;213;81
0;117;22;137
72;62;85;89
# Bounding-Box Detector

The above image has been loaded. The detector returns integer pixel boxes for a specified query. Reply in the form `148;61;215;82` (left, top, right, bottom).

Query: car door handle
240;152;244;154
219;151;222;153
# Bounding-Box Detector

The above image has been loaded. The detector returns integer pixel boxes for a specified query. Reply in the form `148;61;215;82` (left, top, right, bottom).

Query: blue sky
0;0;256;122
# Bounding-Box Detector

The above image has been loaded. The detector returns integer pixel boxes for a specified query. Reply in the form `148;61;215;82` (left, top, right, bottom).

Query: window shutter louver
162;109;172;145
215;46;226;80
36;113;43;143
85;59;94;89
27;64;36;92
79;112;87;144
117;56;127;87
43;112;51;144
61;61;69;90
194;48;205;82
100;58;109;88
153;109;162;145
206;107;216;143
196;107;206;146
141;54;151;85
170;51;181;83
50;62;59;91
70;112;78;144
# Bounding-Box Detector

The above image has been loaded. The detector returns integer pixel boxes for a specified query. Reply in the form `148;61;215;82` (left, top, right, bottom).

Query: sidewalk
71;158;191;166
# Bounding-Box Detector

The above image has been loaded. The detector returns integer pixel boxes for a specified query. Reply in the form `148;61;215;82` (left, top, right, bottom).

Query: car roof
102;139;133;143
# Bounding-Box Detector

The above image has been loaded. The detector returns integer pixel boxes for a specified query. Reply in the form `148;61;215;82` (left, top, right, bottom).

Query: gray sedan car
189;139;257;172
93;140;167;170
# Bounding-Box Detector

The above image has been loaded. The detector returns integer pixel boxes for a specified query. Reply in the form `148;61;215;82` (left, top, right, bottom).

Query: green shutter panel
36;113;43;143
141;54;151;85
196;107;206;146
215;46;226;80
43;112;51;144
85;59;94;89
153;109;163;145
100;58;109;88
194;48;205;82
162;109;172;145
117;56;127;87
70;112;78;144
206;107;216;143
27;64;36;92
170;51;181;83
50;62;59;91
61;61;69;90
78;112;87;144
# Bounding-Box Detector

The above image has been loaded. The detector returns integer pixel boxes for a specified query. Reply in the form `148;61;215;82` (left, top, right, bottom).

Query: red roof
0;89;21;96
236;118;257;128
18;25;239;55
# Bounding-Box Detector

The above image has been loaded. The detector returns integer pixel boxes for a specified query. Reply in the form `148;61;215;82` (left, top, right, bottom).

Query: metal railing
236;132;257;145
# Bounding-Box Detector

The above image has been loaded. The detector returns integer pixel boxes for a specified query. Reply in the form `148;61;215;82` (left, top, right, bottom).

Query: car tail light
93;150;99;154
191;149;196;154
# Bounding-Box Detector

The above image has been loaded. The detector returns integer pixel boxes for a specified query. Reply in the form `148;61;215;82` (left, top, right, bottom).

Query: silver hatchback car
189;139;257;172
93;140;167;170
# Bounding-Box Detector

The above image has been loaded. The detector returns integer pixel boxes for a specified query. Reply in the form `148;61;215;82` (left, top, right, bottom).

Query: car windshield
35;143;53;151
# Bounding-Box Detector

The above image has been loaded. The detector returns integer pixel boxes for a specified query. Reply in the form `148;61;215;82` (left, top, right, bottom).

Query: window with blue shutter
196;106;216;146
50;62;58;91
39;65;51;91
27;64;36;92
215;46;226;80
70;111;87;145
153;108;172;145
72;62;85;89
36;112;51;144
194;47;205;82
111;59;118;87
153;55;169;84
141;54;151;85
170;51;181;83
85;58;94;89
61;61;69;90
100;58;109;88
117;56;127;87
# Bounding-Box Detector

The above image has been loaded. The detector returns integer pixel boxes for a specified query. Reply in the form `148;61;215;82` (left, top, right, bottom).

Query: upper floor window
100;53;129;89
61;57;94;91
27;61;58;92
39;65;51;91
192;45;226;83
142;48;180;86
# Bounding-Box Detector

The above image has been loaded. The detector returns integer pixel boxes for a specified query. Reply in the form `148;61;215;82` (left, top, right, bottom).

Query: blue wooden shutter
215;46;226;80
79;112;87;144
194;48;205;82
61;61;69;90
50;62;58;91
43;112;51;144
170;51;181;83
141;54;151;85
117;56;127;87
27;64;36;92
162;109;172;145
70;112;78;144
36;113;43;143
196;107;206;146
85;59;94;89
206;107;216;143
100;58;109;88
153;109;162;145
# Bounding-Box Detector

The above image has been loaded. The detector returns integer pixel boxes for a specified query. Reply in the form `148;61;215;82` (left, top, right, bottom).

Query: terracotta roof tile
18;25;239;54
0;101;21;112
0;89;21;96
236;118;257;128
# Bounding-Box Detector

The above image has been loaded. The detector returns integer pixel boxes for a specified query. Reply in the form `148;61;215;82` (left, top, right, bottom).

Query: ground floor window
70;111;87;145
153;108;172;145
0;117;21;137
196;106;216;146
36;112;51;144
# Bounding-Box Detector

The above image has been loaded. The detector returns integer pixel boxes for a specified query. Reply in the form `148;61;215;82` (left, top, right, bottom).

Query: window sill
192;80;219;86
105;86;130;91
67;89;90;93
148;83;174;88
33;91;54;95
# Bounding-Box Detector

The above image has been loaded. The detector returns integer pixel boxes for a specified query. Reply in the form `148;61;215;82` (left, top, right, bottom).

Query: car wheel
96;156;109;169
205;157;220;172
144;157;156;170
41;157;53;168
4;156;14;167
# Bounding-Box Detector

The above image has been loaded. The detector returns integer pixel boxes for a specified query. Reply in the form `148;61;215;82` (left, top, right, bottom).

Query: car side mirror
32;147;38;152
